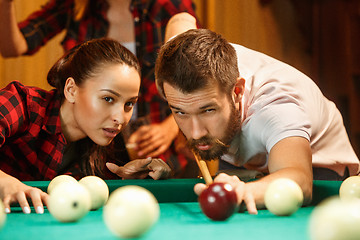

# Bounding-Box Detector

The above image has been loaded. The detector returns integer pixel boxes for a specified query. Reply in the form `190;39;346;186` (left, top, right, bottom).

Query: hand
0;175;48;214
106;157;171;180
193;173;258;215
128;116;179;158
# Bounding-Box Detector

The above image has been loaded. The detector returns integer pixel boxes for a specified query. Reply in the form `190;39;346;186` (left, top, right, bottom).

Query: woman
0;38;170;214
0;0;200;176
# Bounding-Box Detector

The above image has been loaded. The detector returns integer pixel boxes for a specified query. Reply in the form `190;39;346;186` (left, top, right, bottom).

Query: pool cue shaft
193;153;213;185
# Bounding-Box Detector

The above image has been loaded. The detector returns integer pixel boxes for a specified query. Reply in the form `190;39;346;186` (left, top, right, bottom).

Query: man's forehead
164;82;225;108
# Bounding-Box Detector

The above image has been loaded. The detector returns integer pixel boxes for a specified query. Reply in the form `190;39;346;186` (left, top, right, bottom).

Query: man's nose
190;117;207;140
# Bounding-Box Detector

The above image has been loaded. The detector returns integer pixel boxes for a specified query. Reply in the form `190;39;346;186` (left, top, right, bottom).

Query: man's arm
0;0;28;57
164;12;197;42
194;136;313;214
246;136;313;209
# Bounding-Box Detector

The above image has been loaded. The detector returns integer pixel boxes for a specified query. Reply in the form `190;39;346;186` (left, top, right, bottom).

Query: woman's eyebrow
100;89;120;97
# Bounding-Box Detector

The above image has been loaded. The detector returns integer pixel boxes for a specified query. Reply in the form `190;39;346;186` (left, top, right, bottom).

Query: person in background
0;38;171;215
155;18;360;214
0;0;200;176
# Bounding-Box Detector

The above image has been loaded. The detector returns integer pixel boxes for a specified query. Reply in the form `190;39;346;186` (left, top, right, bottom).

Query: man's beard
187;102;242;160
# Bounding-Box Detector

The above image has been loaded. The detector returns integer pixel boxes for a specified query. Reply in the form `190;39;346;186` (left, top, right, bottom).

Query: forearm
164;12;197;42
246;167;313;210
0;0;28;57
0;169;12;178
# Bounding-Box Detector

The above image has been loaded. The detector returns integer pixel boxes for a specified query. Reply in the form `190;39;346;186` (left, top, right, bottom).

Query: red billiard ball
198;182;238;221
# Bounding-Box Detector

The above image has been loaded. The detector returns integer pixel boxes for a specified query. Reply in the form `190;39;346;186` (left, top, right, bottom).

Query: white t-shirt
222;44;360;176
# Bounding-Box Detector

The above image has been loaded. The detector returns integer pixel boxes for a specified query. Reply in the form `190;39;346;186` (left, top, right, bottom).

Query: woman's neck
60;102;85;143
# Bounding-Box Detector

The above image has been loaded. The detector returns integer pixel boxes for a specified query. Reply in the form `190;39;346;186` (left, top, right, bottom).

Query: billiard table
0;179;341;240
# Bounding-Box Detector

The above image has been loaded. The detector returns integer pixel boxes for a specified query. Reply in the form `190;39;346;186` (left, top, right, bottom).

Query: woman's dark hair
47;38;140;100
48;38;140;178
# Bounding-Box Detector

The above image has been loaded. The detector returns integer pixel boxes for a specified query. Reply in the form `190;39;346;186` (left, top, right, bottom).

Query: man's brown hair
155;28;239;99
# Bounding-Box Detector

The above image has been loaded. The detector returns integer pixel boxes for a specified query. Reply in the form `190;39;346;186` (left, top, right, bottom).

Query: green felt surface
1;203;315;240
0;179;342;240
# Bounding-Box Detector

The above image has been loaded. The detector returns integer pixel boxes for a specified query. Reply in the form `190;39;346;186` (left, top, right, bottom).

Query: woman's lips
103;128;120;138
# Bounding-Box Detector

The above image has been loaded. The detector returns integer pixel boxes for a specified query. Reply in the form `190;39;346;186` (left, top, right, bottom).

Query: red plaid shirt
19;0;198;121
18;0;199;173
0;81;68;181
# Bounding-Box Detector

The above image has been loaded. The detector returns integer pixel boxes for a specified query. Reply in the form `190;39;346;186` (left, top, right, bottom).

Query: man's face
164;82;241;160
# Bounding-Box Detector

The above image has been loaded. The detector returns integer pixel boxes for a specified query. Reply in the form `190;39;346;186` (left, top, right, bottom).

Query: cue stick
193;152;213;185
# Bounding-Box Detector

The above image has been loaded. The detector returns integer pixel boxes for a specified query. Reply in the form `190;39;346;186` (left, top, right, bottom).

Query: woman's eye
104;97;114;103
125;102;134;108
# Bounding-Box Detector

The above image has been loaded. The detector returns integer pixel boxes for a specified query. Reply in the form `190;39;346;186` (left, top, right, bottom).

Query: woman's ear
233;77;245;103
64;77;77;103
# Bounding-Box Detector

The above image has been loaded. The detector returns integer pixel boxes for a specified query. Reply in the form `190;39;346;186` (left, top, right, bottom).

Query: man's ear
64;77;77;103
233;77;245;103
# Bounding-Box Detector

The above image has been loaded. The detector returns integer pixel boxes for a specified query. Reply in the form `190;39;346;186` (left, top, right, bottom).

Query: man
155;23;360;214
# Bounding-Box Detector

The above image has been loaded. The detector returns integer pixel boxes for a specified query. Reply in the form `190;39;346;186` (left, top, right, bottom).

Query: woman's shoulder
1;81;57;108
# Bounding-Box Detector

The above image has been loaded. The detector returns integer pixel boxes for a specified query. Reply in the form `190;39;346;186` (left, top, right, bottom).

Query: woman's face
70;64;140;146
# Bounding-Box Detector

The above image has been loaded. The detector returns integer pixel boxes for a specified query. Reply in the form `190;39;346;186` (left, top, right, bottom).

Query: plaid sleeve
18;0;74;55
0;82;29;147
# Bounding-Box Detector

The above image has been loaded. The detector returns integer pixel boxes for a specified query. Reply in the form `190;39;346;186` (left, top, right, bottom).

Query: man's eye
174;111;185;115
104;97;114;103
205;109;215;113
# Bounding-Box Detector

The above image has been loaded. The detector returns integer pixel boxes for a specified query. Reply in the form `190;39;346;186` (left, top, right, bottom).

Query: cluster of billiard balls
1;175;360;239
43;175;159;238
199;176;360;239
199;176;360;240
199;178;304;221
309;175;360;240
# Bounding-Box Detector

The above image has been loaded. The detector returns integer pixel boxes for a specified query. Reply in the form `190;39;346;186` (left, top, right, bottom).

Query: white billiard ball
309;197;360;240
0;200;6;230
79;176;109;210
47;175;78;194
103;185;160;238
339;176;360;200
48;181;91;222
264;178;304;216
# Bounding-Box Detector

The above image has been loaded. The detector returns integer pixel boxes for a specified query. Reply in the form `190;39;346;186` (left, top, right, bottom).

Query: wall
0;0;311;89
0;1;64;89
193;0;313;80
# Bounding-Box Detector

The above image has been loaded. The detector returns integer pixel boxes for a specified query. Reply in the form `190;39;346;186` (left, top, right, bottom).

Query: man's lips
196;144;211;151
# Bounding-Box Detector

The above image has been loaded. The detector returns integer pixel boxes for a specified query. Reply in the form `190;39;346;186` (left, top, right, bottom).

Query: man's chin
196;150;223;161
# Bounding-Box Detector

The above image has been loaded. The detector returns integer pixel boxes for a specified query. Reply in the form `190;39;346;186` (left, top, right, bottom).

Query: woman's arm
0;0;28;57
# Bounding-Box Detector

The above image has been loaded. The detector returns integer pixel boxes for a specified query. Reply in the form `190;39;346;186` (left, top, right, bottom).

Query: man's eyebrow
199;103;216;109
100;89;120;97
169;104;181;110
169;103;217;110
